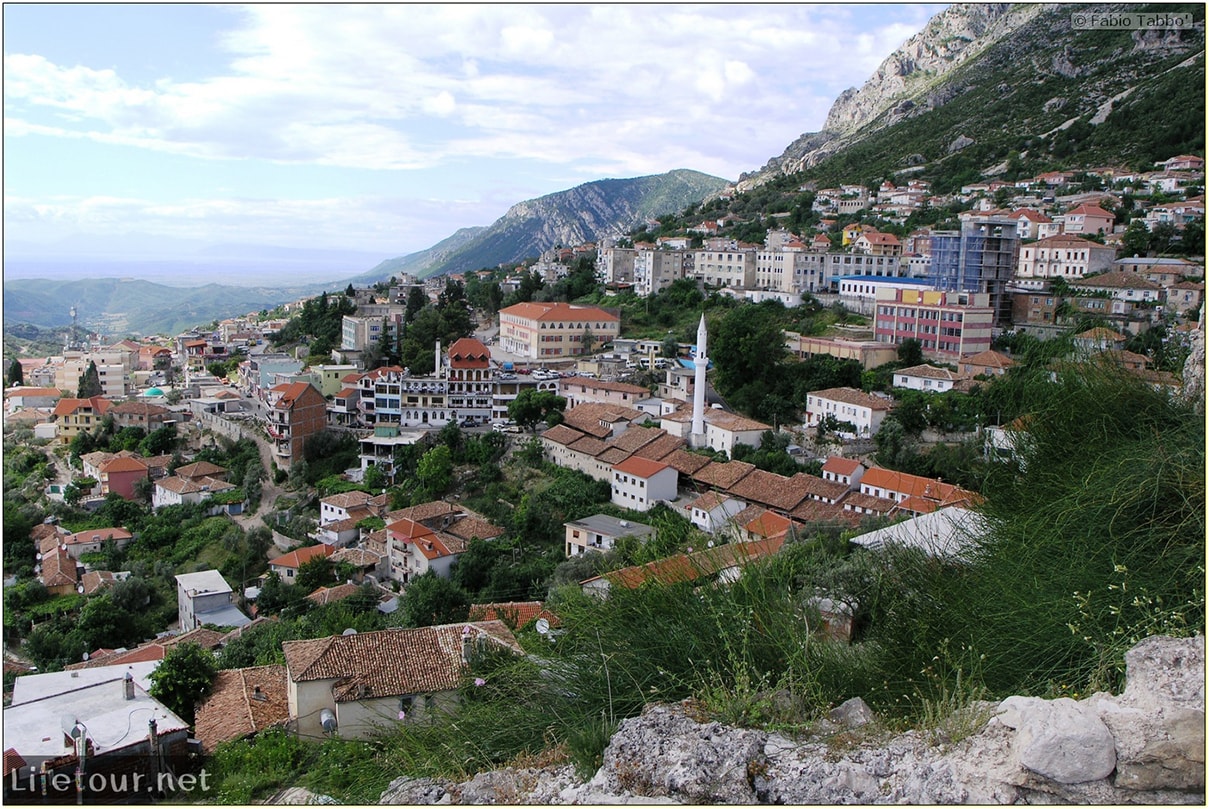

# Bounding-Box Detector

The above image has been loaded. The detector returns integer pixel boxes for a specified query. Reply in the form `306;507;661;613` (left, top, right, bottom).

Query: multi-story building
445;338;493;426
1015;234;1117;288
786;252;904;294
341;313;397;354
873;288;995;360
633;249;686;297
596;247;637;286
266;381;328;469
927;216;1019;325
805;387;893;439
50;396;112;445
108;400;173;432
692;246;757;289
498;302;620;359
837;276;934;316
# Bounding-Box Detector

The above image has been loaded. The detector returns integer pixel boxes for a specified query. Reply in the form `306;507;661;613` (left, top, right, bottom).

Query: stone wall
376;635;1204;805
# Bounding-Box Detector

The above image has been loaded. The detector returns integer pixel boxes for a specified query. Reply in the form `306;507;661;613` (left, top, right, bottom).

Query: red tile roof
194;665;290;753
500;302;620;323
448;338;491;369
271;543;335;570
822;456;862;476
282;621;522;702
612;456;672;479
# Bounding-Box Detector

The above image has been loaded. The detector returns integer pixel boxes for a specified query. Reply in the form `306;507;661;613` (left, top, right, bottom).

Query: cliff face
823;3;1035;135
738;2;1204;190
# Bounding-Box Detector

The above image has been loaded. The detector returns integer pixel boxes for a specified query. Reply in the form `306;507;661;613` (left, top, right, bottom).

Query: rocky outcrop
378;636;1205;804
738;3;1045;190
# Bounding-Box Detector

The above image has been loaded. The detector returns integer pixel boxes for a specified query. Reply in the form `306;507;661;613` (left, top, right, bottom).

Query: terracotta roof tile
661;449;713;475
632;433;686;461
282;621;522;702
541;424;586;446
613;456;672;478
194;665;289;753
692;460;756;490
174;461;228;480
808;387;893;411
271;543;335;570
307;582;364;606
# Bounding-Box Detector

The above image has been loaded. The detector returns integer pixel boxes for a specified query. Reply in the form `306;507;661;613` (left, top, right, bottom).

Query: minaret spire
691;313;708;444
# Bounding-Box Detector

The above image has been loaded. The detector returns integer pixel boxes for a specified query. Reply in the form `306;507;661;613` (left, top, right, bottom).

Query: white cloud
4;192;497;254
3;5;945;175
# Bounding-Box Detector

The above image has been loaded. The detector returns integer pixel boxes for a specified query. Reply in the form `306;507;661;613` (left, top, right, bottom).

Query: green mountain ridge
407;169;729;279
2;277;325;338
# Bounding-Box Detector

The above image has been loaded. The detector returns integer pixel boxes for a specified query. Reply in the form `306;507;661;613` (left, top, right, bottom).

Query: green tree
139;425;179;457
77;361;103;398
295;556;336;593
508;389;567;431
416;444;454;497
149;642;218;726
6;358;24;387
398;572;470;627
897;338;924;367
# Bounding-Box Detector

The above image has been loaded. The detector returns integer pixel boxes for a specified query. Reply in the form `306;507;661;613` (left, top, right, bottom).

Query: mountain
345;226;486;284
371;169;730;281
739;2;1205;191
2;277;327;338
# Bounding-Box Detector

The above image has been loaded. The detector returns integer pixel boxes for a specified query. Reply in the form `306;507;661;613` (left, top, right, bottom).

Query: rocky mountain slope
377;169;729;280
739;2;1204;191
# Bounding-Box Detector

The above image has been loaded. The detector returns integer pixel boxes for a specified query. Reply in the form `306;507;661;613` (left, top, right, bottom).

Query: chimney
124;671;135;700
435;340;442;378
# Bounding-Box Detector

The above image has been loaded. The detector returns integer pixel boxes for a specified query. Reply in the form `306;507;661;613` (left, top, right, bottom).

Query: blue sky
4;4;945;266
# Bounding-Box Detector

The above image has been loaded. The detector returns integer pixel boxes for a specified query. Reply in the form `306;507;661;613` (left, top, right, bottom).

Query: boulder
588;703;767;803
997;696;1116;783
828;696;876;729
1092;634;1205;791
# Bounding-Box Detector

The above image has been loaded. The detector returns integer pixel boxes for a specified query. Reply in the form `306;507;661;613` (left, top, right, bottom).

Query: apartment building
927;216;1019;325
266;381;328;469
873;288;995;360
633;249;686;297
1015;234;1117;289
692;246;757;289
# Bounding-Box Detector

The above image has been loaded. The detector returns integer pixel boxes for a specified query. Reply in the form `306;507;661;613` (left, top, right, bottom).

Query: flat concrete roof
565;514;654;538
11;661;160;706
3;679;188;760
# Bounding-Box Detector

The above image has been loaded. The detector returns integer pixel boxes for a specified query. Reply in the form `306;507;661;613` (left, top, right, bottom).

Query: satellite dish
534;618;550;635
82;651;90;661
342;628;357;636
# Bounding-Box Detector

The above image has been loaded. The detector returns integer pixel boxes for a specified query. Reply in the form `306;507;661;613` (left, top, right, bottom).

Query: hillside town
2;159;1203;802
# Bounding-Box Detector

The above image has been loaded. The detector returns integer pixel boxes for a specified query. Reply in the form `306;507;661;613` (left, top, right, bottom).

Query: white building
610;456;678;512
684;491;748;535
892;364;961;393
564;514;655;557
175;570;250;630
805;387;894;438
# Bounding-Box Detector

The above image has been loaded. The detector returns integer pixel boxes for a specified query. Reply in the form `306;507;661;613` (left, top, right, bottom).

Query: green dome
143;387;165;397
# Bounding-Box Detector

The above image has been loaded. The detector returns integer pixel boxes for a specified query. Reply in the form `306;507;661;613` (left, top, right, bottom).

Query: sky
3;3;946;272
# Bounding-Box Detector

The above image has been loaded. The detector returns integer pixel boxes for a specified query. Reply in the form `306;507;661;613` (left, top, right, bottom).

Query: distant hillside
370;169;730;281
740;2;1205;192
348;226;486;284
2;277;324;339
